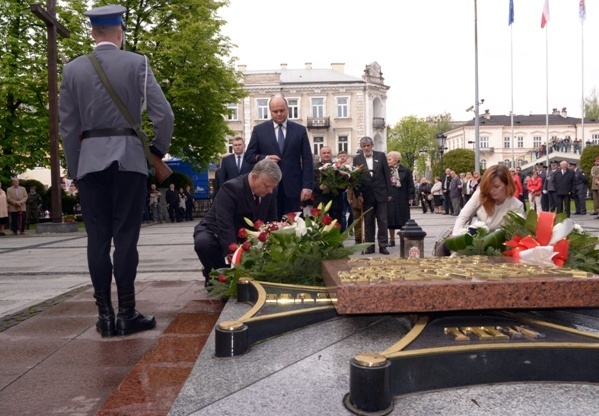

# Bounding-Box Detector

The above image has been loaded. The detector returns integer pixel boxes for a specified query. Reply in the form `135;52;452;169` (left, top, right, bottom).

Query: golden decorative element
218;321;244;331
353;353;387;367
339;256;595;284
238;277;254;284
444;327;470;341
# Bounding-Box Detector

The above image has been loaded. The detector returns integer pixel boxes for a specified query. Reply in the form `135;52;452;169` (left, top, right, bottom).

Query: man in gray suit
59;5;174;337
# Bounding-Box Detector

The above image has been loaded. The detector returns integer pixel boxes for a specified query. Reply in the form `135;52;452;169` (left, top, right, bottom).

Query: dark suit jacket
353;151;391;203
553;169;575;195
245;119;313;198
219;152;251;185
194;175;277;257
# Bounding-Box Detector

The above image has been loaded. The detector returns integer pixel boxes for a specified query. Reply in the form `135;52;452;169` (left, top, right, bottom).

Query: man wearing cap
569;162;588;215
590;157;599;216
59;5;174;337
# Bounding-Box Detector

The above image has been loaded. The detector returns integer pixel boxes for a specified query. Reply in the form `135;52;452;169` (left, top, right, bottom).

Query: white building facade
225;62;390;158
445;108;599;171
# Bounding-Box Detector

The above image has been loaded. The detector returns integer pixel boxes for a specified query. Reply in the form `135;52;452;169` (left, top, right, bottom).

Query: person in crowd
346;186;363;244
219;136;251;185
7;178;27;235
149;184;164;223
177;187;187;222
543;161;558;212
0;182;8;236
193;159;280;286
449;171;462;216
570;162;588;215
462;172;474;204
419;177;433;214
313;146;344;225
442;168;453;215
165;183;179;223
526;170;543;212
184;185;194;221
386;151;414;247
516;166;527;211
26;186;42;228
244;95;313;218
353;137;392;254
58;5;174;337
553;160;575;218
430;177;443;214
452;165;524;234
537;164;549;211
591;157;599;216
509;168;523;203
336;150;353;232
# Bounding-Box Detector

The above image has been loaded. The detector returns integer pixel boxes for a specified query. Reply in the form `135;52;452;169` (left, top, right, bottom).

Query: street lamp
437;133;447;177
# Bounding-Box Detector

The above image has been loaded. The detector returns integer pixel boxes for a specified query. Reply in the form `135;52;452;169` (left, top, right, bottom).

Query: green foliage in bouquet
317;163;366;196
208;202;371;298
445;223;506;256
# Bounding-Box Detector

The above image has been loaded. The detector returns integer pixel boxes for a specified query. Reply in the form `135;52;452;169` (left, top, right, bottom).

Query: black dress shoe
379;247;390;255
589;212;598;215
363;247;375;255
388;241;395;247
116;291;156;336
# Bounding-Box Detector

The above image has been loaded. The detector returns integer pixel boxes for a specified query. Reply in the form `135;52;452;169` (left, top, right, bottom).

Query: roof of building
460;113;598;128
243;68;363;84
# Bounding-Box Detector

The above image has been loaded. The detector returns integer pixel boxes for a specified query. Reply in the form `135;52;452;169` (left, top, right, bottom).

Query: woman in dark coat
386;151;415;247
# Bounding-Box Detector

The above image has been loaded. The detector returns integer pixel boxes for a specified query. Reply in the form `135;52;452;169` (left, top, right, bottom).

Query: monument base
36;222;79;234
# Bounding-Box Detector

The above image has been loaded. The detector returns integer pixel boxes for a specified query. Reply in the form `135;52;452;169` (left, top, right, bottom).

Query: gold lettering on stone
462;327;494;341
481;326;509;340
495;326;522;339
515;325;546;339
444;327;470;341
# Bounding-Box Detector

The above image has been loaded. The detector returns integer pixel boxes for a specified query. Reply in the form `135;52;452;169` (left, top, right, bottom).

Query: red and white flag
541;0;550;28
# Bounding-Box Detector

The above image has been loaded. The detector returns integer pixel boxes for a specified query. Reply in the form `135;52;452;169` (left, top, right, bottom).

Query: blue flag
509;0;514;25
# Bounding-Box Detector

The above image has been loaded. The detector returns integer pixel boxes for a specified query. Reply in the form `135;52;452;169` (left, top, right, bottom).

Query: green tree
111;0;246;170
443;149;475;176
0;0;88;184
584;88;599;120
387;115;436;176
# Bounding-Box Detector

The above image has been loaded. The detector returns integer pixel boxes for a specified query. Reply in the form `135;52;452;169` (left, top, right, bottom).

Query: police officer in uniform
59;5;174;337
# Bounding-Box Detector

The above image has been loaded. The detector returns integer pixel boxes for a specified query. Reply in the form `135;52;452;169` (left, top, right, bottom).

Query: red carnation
228;243;238;253
334;221;341;228
237;228;247;239
217;274;228;283
254;219;264;230
310;208;321;217
241;241;252;251
322;214;333;225
287;212;297;222
258;231;268;242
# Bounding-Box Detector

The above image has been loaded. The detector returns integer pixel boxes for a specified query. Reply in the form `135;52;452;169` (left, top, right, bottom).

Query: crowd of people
533;138;584;159
0;179;45;236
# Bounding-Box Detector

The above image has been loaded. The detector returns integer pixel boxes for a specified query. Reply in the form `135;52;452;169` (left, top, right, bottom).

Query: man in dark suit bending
193;159;281;286
245;96;313;218
353;136;392;255
219;136;251;187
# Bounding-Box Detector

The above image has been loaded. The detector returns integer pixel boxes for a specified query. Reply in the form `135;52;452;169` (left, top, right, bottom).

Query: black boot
116;291;156;336
93;291;115;337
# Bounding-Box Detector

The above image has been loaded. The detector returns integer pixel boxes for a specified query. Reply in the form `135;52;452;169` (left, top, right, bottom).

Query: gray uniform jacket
59;43;174;179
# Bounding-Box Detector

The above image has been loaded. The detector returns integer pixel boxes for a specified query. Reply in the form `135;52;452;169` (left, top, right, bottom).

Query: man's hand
268;155;281;162
300;188;312;201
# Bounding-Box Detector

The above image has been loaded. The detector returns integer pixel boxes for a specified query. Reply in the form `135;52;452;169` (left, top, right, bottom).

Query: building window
288;98;299;119
227;103;238;121
517;158;525;167
479;136;489;149
592;134;599;145
504;137;511;148
504;159;512;168
533;136;542;148
480;159;487;170
311;97;324;118
517;136;524;148
257;99;269;120
336;97;349;118
338;136;348;154
313;136;324;155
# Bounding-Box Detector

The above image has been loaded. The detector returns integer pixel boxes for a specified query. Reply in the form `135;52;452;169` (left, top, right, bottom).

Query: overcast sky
218;0;598;126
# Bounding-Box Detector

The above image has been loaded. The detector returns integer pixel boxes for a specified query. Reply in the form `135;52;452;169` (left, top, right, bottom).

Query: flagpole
510;24;514;168
474;0;480;174
581;16;585;148
545;23;549;167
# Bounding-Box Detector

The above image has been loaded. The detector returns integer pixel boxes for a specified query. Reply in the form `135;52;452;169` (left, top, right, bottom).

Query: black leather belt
81;128;137;139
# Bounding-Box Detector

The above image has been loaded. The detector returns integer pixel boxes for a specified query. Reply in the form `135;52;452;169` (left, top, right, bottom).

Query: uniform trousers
77;162;146;293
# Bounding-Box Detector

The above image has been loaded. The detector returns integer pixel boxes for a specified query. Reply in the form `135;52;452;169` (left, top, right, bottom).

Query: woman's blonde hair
387;151;402;163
